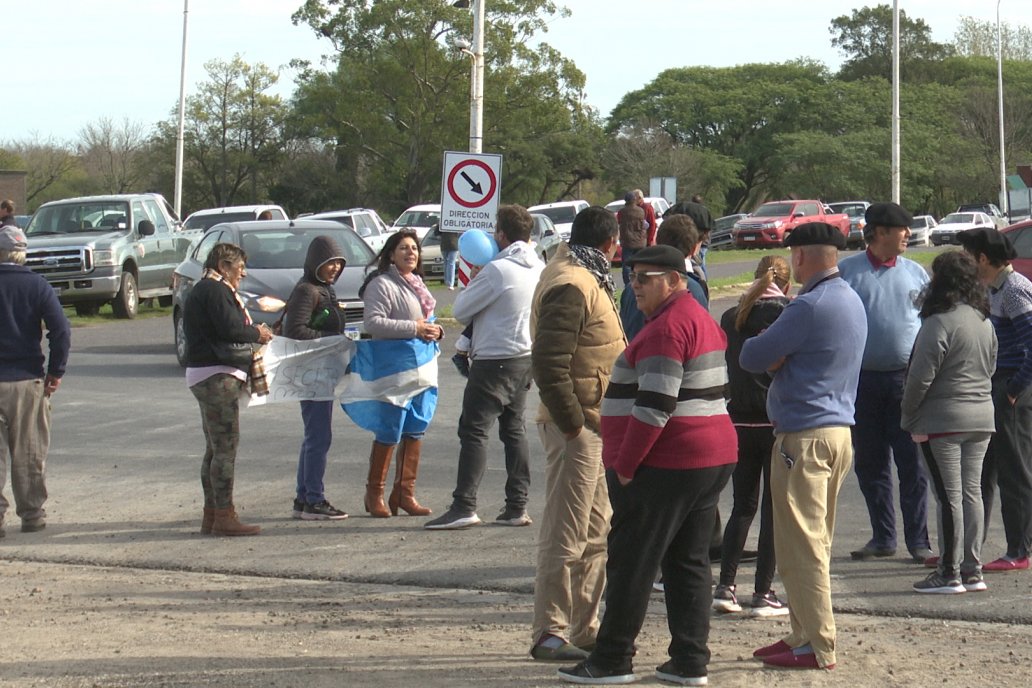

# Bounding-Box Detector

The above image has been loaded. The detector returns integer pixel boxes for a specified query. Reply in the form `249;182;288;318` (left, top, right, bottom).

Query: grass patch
64;301;173;327
706;248;790;265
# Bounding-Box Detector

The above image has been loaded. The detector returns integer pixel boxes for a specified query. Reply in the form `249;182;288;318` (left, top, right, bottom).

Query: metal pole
469;0;484;154
174;0;189;218
891;0;901;204
997;0;1009;217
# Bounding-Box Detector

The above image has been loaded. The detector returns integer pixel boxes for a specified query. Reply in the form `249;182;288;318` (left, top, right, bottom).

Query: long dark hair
915;250;989;320
359;229;422;297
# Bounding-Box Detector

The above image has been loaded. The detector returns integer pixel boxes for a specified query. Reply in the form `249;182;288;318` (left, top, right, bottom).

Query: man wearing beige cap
0;225;70;537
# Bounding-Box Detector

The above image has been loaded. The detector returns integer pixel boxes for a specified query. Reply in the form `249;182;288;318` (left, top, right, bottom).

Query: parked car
302;208;392;252
390;203;440;240
171;220;375;366
734;200;850;248
710;213;748;250
527;200;589;240
1003;218;1032;281
828;201;870;249
182;204;287;232
931;212;995;246
957;203;1008;229
908;215;938;246
419;213;562;282
23;193;186;318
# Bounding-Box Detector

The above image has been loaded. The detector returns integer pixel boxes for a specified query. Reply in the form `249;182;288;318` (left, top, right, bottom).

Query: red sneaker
983;556;1030;572
752;640;791;659
762;649;835;670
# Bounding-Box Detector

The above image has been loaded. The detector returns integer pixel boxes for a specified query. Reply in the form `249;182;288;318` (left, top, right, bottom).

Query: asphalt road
4;261;1030;627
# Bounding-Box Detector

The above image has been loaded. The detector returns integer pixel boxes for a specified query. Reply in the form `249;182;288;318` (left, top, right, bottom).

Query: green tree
953;16;1032;61
290;0;599;214
829;4;954;81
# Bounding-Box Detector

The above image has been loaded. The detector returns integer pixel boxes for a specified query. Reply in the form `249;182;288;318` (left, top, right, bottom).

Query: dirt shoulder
1;560;1028;687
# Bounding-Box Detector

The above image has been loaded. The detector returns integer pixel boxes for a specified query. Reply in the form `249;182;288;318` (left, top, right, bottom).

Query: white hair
0;249;26;265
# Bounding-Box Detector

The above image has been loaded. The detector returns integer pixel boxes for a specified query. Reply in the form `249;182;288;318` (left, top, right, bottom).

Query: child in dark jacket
283;236;351;521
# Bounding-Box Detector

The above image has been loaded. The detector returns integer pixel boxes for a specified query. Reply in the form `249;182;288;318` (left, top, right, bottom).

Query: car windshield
910;218;929;228
26;201;131;235
829;204;866;218
394;211;439;228
754;202;796;217
237;228;374;270
714;215;742;230
534;207;577;224
185;211;261;231
942;214;974;224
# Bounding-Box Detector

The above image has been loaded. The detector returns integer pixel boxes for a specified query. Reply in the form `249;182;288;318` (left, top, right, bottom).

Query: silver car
908;215;937;246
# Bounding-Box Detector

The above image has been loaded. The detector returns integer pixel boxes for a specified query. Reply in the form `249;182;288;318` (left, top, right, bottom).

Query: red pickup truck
733;200;851;248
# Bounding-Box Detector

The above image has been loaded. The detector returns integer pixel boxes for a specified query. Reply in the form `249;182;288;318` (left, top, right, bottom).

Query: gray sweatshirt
901;303;998;435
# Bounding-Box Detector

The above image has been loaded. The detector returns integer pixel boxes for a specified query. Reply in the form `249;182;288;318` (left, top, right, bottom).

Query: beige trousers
531;422;611;647
771;426;853;669
0;379;51;523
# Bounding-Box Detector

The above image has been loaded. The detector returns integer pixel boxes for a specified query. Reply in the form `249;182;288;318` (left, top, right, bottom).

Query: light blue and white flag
339;338;440;445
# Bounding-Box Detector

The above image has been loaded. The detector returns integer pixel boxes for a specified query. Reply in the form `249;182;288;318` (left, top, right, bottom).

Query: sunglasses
629;270;671;285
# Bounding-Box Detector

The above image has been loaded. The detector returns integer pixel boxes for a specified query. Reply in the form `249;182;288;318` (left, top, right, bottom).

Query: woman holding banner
283;235;351;522
357;230;444;517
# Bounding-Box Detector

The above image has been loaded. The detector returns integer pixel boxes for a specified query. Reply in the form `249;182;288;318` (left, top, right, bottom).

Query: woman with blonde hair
713;255;792;616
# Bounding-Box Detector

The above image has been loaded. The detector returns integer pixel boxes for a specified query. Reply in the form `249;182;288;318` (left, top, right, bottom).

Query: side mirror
544;228;555;237
792;212;805;219
138;219;156;236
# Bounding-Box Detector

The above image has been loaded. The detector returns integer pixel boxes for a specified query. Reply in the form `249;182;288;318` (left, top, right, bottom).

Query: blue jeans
620;247;640;286
852;369;930;552
296;400;333;504
443;250;459;287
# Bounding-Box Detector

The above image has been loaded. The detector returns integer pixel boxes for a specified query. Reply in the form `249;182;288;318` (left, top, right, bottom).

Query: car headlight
761;221;783;230
92;249;116;267
239;291;286;313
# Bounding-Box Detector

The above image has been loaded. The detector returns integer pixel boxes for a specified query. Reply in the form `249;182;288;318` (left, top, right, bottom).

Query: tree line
1;2;1030;221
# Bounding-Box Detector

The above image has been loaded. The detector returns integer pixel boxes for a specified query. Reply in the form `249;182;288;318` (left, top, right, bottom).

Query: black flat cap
627;244;688;273
956;227;1017;262
865;202;913;229
783;222;846;249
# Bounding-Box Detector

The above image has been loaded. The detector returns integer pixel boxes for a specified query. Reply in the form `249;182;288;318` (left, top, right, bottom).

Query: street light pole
174;0;189;218
469;0;484;154
997;0;1008;217
891;0;901;204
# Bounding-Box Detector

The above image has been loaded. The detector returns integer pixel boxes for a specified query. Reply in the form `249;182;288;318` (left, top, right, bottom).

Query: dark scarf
568;244;615;298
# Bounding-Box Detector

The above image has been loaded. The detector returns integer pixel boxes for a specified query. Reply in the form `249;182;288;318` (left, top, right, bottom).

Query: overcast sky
6;0;1032;143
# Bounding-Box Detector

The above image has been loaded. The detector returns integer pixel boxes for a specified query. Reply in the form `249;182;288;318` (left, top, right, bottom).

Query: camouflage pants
190;374;246;509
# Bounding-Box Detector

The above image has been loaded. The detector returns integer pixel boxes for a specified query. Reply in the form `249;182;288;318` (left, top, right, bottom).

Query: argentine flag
340;338;440;445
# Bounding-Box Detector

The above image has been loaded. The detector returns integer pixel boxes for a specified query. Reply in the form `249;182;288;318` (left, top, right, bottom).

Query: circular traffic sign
447;159;497;209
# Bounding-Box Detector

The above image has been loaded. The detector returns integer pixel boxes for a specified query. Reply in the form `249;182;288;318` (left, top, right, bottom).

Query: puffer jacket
283;235;348;340
531;243;626;434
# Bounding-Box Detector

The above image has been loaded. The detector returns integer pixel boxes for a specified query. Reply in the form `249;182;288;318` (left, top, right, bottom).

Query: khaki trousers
0;379;51;523
532;422;611;647
771;426;852;669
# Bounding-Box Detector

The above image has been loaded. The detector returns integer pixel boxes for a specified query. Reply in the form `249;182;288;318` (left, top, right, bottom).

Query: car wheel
174;309;188;368
73;301;102;317
112;271;138;319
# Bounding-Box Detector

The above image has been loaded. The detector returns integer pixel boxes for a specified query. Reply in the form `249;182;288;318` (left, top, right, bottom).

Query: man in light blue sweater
839;202;932;564
741;222;866;671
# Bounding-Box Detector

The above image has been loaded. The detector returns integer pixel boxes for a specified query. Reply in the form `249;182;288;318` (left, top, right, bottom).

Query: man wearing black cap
740;222;867;671
838;202;932;564
958;227;1032;572
558;245;737;685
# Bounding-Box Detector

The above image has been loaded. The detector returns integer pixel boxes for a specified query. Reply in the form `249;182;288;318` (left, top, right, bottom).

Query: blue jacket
740;272;866;433
0;263;71;381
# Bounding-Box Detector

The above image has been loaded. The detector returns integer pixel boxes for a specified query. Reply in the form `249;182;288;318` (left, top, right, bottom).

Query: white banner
249;335;355;407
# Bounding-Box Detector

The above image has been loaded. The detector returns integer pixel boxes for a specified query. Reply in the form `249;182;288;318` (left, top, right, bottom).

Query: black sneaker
750;590;789;618
557;660;636;685
712;584;741;613
291;498;304;520
495;507;532;526
913;571;965;594
424;508;482;530
655;659;708;686
21;519;45;533
301;501;349;521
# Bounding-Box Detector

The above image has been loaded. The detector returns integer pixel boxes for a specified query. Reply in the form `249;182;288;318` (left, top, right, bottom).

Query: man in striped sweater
558;245;737;686
959;228;1032;572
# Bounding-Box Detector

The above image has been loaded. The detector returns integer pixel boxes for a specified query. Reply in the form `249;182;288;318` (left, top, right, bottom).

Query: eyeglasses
628;270;671;285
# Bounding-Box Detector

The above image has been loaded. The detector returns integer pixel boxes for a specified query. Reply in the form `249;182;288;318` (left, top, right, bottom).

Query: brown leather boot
388;437;432;516
364;441;393;518
201;507;215;535
211;507;261;536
